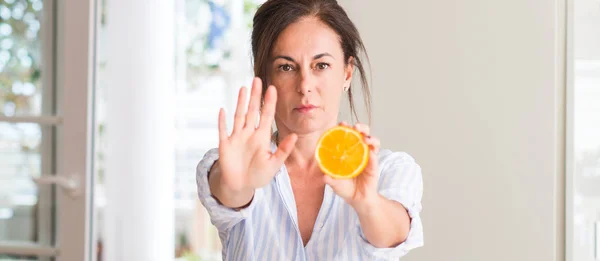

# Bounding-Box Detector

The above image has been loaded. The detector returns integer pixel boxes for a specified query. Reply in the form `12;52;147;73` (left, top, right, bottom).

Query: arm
354;152;425;259
352;194;411;248
197;78;297;233
323;122;424;259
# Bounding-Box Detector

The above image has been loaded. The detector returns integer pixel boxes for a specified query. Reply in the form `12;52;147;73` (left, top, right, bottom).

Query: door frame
54;0;97;260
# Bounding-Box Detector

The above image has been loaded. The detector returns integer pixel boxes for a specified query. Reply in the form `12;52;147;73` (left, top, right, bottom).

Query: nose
296;69;315;94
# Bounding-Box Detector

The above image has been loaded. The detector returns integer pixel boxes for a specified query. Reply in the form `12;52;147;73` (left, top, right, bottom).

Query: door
0;0;96;260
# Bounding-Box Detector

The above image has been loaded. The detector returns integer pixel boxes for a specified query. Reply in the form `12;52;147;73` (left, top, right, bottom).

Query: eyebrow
273;53;335;62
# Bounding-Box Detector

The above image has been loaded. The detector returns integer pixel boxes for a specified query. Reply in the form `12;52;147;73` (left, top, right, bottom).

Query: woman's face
269;16;353;136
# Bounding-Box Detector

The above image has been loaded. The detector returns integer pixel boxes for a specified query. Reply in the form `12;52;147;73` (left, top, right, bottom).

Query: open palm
217;77;297;193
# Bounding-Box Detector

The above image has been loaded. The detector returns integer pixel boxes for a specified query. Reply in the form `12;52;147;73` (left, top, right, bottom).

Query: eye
316;63;330;70
278;64;294;72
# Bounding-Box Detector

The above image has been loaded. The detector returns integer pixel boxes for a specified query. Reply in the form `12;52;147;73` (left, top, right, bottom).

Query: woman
196;0;424;260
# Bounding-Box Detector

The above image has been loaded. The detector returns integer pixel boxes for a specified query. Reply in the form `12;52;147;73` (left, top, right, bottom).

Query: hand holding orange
316;122;381;206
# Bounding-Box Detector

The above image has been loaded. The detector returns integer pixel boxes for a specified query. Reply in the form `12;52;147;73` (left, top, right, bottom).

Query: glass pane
570;0;600;260
94;0;262;260
0;122;52;245
173;0;263;259
0;0;45;117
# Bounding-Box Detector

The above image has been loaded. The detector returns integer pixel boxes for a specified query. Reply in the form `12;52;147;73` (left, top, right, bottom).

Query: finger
354;123;370;136
245;78;262;129
323;175;346;186
270;133;297;165
323;175;335;187
323;175;351;192
258;86;277;131
364;149;380;178
339;121;350;127
218;108;228;143
364;135;381;153
233;87;248;133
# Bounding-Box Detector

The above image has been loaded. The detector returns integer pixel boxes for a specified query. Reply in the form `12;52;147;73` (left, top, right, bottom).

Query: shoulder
377;148;418;168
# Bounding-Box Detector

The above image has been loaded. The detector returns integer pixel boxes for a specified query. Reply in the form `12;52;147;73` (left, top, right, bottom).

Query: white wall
338;1;565;260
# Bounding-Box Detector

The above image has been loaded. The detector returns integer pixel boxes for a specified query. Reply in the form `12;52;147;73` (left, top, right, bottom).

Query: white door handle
32;174;80;198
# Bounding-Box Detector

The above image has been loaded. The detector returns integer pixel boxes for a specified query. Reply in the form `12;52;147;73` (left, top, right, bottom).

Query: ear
344;56;354;90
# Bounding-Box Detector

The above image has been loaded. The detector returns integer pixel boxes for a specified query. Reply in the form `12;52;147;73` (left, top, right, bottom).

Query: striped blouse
196;143;424;260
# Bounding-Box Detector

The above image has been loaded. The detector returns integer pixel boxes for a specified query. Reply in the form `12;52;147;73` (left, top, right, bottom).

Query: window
94;0;264;260
172;0;262;258
0;0;52;258
567;0;600;260
1;0;95;259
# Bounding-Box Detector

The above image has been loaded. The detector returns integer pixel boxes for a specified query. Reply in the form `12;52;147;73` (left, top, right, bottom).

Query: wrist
350;192;384;215
216;184;255;208
208;163;255;209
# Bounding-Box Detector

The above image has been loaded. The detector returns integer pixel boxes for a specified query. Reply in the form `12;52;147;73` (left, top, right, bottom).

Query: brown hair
251;0;372;123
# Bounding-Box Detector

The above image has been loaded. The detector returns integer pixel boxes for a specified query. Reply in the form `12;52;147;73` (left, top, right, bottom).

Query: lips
297;104;316;110
294;104;317;113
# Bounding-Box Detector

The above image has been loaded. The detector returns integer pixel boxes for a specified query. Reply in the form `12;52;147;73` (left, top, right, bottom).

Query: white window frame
54;0;96;260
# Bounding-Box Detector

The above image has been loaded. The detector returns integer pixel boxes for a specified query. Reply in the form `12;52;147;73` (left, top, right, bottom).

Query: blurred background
0;0;598;260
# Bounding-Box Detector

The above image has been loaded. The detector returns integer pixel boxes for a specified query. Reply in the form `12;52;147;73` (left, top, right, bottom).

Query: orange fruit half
315;125;369;179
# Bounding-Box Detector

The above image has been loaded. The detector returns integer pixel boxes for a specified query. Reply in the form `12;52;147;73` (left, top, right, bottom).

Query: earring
343;86;349;92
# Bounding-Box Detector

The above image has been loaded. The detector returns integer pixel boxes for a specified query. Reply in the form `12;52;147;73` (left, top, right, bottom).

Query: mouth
294;104;318;113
